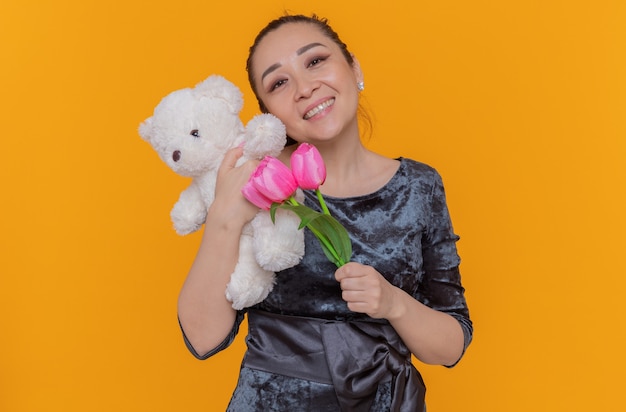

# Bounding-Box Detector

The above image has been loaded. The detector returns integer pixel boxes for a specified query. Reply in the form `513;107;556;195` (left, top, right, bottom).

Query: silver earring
357;81;365;91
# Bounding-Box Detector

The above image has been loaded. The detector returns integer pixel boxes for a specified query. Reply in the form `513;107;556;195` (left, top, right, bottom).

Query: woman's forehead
253;23;331;64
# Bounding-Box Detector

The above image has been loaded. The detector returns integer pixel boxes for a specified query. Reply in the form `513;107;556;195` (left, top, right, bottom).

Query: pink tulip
242;156;298;209
290;143;326;190
241;180;274;210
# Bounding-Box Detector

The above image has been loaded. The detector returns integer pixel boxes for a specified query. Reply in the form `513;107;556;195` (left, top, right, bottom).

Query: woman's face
250;23;363;144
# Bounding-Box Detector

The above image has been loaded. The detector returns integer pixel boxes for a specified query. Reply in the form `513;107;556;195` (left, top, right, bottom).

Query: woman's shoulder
397;157;442;183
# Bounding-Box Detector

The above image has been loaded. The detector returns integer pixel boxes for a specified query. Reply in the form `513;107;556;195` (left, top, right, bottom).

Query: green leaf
307;214;352;266
276;203;323;229
269;203;279;223
275;203;352;267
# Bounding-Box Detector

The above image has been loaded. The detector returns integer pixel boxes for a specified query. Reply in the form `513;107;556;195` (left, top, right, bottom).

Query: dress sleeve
415;170;473;366
179;310;246;360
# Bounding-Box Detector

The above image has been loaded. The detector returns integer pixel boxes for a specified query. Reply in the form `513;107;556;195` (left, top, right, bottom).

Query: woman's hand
336;262;465;365
210;146;260;228
335;262;402;320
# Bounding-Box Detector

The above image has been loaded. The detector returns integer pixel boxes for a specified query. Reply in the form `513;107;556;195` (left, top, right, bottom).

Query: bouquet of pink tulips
242;143;351;267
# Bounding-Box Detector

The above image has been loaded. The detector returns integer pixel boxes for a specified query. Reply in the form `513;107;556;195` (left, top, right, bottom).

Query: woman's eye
308;57;326;67
271;79;286;91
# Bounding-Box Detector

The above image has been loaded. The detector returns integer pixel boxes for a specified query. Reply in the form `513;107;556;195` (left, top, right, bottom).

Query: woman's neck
318;144;399;198
279;125;399;198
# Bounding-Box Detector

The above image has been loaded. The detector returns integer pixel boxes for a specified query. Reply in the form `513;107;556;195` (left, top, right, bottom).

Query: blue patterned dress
183;158;473;411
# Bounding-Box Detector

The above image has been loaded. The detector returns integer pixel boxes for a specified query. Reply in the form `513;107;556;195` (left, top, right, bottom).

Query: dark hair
246;14;372;142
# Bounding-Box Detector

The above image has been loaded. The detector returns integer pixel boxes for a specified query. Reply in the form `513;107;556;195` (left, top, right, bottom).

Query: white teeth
304;98;334;119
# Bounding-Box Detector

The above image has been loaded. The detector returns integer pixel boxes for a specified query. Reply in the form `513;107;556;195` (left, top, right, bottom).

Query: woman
177;14;472;411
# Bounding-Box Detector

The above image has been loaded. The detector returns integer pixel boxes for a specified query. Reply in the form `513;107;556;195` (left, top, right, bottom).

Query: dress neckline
309;158;405;202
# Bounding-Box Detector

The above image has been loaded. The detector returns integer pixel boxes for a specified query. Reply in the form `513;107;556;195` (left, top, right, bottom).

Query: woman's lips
303;98;335;120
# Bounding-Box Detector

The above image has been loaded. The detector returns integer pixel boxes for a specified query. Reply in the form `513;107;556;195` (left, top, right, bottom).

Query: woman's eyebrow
296;42;325;55
261;63;281;82
261;43;328;82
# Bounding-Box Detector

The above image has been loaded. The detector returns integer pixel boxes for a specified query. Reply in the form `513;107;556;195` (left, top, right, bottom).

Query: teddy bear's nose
173;150;181;162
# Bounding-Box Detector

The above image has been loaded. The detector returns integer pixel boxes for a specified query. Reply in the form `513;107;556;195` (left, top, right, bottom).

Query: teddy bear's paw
225;267;275;310
256;247;304;272
254;229;305;271
171;190;207;235
251;210;305;271
243;114;287;159
172;218;202;235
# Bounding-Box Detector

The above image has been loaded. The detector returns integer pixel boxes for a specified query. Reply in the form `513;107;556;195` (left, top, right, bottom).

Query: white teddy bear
139;75;304;309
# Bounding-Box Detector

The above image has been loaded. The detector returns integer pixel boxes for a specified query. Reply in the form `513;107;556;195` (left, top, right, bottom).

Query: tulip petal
252;157;298;202
242;179;274;210
291;143;326;190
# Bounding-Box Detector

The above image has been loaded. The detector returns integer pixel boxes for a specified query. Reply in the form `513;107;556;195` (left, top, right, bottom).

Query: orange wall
1;1;625;411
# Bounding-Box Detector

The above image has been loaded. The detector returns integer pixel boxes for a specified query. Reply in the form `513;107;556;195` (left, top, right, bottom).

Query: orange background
1;0;625;411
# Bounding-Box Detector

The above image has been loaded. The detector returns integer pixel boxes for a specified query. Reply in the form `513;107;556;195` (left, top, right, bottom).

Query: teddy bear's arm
171;182;208;235
243;114;287;160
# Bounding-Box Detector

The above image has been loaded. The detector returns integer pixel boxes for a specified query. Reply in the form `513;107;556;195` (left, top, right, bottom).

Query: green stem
284;194;344;267
316;189;330;215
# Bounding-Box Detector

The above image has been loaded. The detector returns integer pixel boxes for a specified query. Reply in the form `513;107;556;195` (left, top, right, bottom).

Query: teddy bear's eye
190;129;200;138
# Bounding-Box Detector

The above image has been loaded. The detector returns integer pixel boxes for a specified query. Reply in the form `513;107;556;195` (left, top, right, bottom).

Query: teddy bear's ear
138;117;153;142
194;75;244;114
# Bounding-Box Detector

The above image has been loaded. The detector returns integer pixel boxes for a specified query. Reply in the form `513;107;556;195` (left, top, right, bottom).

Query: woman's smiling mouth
303;98;335;120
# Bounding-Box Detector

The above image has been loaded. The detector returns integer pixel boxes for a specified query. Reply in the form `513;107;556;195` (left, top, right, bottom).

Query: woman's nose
295;77;319;100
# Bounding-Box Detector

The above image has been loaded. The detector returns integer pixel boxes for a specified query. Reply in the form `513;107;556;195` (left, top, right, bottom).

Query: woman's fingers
218;146;244;174
335;262;397;318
